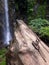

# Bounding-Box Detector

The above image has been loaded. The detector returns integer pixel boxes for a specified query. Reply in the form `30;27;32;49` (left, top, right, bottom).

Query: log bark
6;20;49;65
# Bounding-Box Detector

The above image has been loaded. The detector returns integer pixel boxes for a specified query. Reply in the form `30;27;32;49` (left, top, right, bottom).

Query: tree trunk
6;20;49;65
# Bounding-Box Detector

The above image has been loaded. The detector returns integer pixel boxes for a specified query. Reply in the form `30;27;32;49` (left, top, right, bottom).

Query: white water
4;0;12;45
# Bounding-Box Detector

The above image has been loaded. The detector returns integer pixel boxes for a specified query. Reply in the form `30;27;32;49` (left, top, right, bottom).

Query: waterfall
3;0;12;45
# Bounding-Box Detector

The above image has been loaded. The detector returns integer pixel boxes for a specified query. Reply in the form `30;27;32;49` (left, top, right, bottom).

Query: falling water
3;0;12;45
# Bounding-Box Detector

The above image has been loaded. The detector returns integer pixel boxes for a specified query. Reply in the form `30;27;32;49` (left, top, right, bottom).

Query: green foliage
28;18;49;39
0;48;7;55
36;5;46;18
27;0;36;20
0;48;7;65
27;0;46;20
15;0;46;19
0;61;6;65
0;59;6;65
40;26;49;37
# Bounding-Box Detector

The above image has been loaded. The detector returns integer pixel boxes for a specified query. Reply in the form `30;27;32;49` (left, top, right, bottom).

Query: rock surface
6;20;49;65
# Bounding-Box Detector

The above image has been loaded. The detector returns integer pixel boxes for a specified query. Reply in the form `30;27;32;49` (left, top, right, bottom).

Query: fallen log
6;20;49;65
